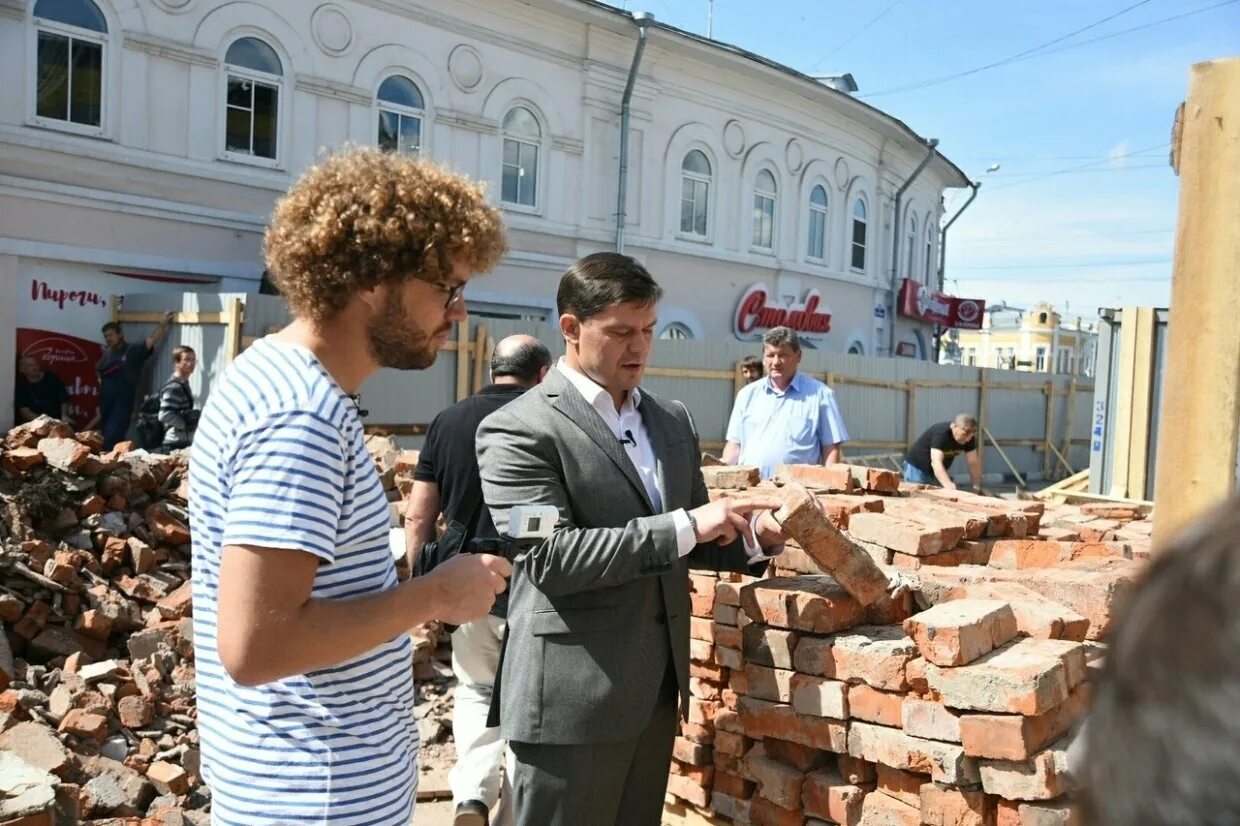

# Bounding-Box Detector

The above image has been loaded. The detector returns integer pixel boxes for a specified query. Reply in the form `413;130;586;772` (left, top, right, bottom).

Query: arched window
223;37;282;161
680;150;711;238
807;184;828;261
850;198;868;271
905;213;918;279
847;341;864;356
501;106;540;207
752;169;777;251
660;322;692;340
925;221;936;286
377;75;423;155
33;0;108;130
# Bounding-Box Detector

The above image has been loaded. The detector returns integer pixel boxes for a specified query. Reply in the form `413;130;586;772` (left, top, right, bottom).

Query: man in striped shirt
158;345;197;451
189;149;512;826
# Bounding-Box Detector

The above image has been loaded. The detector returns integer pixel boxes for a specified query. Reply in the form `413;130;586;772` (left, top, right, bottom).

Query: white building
0;0;971;430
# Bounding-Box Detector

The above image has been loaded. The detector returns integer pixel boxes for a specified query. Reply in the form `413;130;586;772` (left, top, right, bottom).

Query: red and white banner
733;284;832;340
898;279;985;330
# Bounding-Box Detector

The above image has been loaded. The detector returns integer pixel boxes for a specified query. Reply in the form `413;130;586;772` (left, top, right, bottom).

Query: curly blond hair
264;148;507;323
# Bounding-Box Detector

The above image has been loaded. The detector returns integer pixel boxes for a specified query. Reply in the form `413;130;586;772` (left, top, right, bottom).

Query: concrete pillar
1153;58;1240;547
0;254;18;432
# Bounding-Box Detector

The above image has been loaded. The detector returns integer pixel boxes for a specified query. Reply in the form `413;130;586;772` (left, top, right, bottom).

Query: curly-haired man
189;149;513;826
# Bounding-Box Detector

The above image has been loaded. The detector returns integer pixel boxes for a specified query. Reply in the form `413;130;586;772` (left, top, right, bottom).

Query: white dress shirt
556;360;776;561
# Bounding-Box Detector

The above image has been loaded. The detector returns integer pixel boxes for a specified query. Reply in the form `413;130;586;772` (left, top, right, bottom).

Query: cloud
1108;140;1130;169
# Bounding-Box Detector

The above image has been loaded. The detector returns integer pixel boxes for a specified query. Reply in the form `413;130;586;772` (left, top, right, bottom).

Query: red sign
16;329;103;428
734;284;832;340
898;279;985;330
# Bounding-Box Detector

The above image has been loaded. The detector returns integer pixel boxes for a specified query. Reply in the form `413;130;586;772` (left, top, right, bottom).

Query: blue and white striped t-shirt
189;337;417;826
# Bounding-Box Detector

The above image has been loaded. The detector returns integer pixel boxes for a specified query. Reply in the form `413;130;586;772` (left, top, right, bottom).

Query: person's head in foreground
557;252;663;400
1081;493;1240;824
264;147;507;371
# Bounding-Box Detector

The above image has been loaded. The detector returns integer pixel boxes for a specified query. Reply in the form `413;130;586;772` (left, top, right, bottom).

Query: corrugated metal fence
116;293;1092;482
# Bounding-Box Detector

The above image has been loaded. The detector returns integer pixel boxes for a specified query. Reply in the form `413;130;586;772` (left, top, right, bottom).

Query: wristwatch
685;510;699;539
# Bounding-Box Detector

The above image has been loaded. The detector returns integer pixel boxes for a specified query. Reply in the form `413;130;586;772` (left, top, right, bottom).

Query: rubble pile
667;462;1150;826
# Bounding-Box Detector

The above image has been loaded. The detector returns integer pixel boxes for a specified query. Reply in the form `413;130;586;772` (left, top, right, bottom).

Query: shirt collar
763;371;803;396
556;358;641;418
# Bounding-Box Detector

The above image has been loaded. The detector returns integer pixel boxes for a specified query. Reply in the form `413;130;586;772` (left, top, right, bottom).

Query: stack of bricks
665;462;1149;826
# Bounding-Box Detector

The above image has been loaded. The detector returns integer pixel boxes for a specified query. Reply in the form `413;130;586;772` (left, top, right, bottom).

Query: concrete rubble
668;462;1150;826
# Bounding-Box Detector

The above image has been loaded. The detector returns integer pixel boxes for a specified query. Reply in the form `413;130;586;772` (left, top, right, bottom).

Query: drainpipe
887;138;939;357
932;179;981;360
616;12;653;253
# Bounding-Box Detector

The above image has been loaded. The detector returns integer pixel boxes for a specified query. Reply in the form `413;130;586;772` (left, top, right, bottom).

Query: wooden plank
1126;307;1157;500
1043;381;1055;480
1059;379;1077;481
978;369;989;474
1049;441;1075;476
906;380;981;389
826;374;907;391
983;425;1027;489
117;311;229;325
905;380;917;451
455;323;469;402
1108;305;1141;498
471;324;489;395
645;366;736;380
732;360;746;397
224;297;244;362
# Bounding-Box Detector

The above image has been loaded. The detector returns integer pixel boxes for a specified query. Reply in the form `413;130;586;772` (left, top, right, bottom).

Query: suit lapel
546;371;655;514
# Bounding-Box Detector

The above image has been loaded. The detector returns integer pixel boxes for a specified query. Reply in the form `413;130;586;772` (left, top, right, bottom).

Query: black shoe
454;799;489;826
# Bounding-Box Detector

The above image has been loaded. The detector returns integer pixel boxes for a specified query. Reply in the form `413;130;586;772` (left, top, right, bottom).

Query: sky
611;0;1239;324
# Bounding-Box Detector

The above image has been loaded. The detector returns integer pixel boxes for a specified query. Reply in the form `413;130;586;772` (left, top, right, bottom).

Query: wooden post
732;360;746;397
977;369;989;475
905;380;917;451
1043;381;1055;481
1059;379;1077;478
1126;307;1157;499
455;322;470;402
983;425;1027;489
1108;306;1140;498
224;297;244;362
109;295;120;324
471;324;489;395
1154;58;1240;546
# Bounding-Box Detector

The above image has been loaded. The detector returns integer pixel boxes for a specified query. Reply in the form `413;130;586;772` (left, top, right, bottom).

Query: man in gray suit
477;253;792;826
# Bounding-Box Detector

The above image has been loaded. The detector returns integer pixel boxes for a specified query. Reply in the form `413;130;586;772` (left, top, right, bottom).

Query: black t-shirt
905;422;977;475
97;341;153;408
15;372;69;421
414;383;529;615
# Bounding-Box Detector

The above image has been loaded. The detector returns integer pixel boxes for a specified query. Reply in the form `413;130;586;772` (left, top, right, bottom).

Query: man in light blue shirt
723;326;849;478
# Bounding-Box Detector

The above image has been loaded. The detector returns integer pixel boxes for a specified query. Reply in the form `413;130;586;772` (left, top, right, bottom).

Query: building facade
950;303;1098;376
0;0;971;429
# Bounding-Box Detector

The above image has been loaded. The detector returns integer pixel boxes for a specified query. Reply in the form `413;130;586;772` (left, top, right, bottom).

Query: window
660;322;692;340
679;150;711;238
33;0;108;131
501;106;540;207
1056;347;1072;374
223;37;282;161
377;75;423;155
965;348;977;366
847;342;864;356
1035;346;1048;372
752;169;777;250
807;185;828;261
850;198;867;271
925;223;935;285
905;213;918;279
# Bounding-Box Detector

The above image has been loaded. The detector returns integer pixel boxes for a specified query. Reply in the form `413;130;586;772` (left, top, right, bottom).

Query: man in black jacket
159;346;199;451
406;334;552;826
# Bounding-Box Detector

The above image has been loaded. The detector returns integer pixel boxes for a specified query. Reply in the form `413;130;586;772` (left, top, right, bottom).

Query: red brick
101;536;128;573
144;505;191;544
862;789;922;826
74;610;113;641
689;616;714;642
670;759;715;787
743;624;800;670
905;600;1019;667
716;580;744;606
847;721;979;786
690;677;722;702
943;582;1090;642
681;722;715;744
739;696;847;752
959;684;1091;761
978;742;1071;801
715;770;756;800
702;465;760;489
803;769;869;825
690;592;714;617
117;695;153;729
667;774;710;807
775;463;855;492
925;638;1087;716
717;646;744;670
847;683;905;727
774;483;891;605
794;625;916;691
1004;798;1080;825
920;783;996;826
58;708;108;741
837;755;877;785
742;576;866;634
848;512;945;556
902;699;963;743
37;437;90;471
716;603;740;626
688;697;722;725
691;661;727;682
750;796;806;826
764;739;830;772
3;446;45;473
876;763;928;808
790;673;849;719
689;638;715;661
715;729;751;757
715;624;743;650
711;791;753;822
745;747;805;810
892;547;975;569
745;664;794;703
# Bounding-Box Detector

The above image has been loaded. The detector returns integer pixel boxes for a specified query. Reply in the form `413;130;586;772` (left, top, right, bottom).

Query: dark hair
491;340;552;383
101;322;121;335
172;346;196;364
556;252;663;322
763;326;801;353
741;355;764;375
1080;494;1240;824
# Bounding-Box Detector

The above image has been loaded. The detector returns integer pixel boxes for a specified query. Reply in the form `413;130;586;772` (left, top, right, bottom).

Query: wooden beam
116;311;229;325
1154;58;1240;546
455;323;469;402
1108;306;1141;498
1126;307;1157;500
983;425;1026;489
224;298;244;362
733;360;747;398
1049;441;1074;476
644;366;737;380
471;324;489;395
1059;379;1077;480
978;369;989;474
905;380;917;451
1043;382;1055;481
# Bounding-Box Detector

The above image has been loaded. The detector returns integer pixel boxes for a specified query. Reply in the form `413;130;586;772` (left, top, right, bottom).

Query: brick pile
666;462;1150;826
0;419;448;825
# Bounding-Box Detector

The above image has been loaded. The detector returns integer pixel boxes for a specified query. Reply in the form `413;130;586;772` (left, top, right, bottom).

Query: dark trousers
509;667;679;826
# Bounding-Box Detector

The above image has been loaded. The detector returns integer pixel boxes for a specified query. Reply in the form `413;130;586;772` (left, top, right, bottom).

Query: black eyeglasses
433;281;465;309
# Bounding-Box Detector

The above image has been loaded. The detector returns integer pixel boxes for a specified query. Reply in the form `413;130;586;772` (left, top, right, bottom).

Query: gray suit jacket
476;368;763;745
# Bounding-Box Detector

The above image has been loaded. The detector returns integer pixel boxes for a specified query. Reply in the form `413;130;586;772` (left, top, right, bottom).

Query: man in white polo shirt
189;149;512;826
723;326;849;478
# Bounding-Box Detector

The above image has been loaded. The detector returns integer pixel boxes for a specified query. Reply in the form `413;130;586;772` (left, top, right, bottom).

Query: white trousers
449;615;512;825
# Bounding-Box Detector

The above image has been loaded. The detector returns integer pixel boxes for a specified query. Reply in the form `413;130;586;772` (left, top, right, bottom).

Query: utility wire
955;257;1171;270
862;0;1237;98
984;162;1167;178
984;143;1170;191
808;0;907;70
